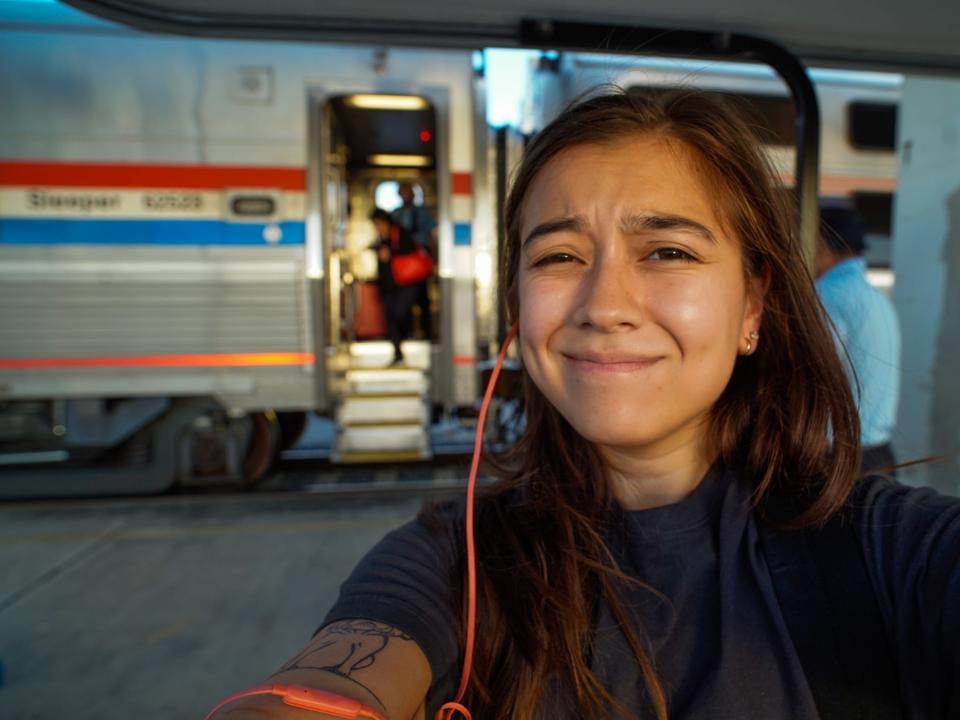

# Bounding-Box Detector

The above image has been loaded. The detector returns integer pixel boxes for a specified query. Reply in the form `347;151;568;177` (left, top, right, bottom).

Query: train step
331;342;432;462
335;423;430;459
337;395;428;426
343;340;431;370
342;368;428;396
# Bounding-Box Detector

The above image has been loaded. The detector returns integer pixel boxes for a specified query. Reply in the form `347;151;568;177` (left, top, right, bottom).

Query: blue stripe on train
0;218;306;245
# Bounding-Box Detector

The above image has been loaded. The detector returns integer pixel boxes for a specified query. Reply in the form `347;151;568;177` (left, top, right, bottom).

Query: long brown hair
448;88;860;719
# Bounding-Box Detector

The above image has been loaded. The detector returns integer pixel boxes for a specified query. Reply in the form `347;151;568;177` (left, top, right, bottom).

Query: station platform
0;474;466;719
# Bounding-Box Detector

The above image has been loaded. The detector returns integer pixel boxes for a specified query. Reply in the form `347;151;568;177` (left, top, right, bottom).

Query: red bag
391;247;434;286
389;226;434;286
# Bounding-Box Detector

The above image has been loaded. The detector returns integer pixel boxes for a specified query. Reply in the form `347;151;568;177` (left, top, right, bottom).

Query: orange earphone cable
436;322;519;720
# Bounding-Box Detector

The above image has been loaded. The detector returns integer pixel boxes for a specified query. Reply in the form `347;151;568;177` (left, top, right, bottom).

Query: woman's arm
858;478;960;717
213;619;431;720
212;506;463;720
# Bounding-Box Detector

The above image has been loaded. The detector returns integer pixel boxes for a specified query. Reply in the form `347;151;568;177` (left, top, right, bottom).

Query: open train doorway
313;92;440;461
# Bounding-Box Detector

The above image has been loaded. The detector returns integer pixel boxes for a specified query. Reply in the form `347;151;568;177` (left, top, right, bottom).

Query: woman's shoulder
845;473;960;590
415;484;527;541
754;471;960;587
403;498;463;561
846;476;960;714
848;473;960;528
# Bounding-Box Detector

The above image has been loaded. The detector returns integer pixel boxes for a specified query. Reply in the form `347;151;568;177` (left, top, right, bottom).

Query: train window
850;191;894;236
723;92;796;146
847;101;897;151
230;195;276;217
627;86;795;145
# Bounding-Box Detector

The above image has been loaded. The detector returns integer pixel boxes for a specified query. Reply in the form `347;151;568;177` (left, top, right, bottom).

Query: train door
321;101;350;347
311;91;440;461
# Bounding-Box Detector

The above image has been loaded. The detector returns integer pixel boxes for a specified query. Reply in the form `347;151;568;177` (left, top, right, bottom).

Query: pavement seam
0;519;124;615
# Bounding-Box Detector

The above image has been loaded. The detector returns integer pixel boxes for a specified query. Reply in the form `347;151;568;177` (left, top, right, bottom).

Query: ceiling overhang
60;0;960;75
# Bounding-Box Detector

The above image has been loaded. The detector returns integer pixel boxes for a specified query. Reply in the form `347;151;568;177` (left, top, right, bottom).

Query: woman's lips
562;352;663;374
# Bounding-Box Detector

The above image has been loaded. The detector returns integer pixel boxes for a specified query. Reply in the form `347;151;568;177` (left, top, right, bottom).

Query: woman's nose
572;253;643;331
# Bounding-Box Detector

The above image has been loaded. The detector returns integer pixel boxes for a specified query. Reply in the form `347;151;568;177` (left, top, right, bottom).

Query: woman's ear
742;266;771;335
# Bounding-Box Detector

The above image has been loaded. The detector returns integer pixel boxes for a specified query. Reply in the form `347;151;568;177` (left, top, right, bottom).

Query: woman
370;208;419;365
213;90;960;719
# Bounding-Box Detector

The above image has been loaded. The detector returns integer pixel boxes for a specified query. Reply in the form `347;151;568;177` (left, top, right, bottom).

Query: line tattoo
276;620;412;709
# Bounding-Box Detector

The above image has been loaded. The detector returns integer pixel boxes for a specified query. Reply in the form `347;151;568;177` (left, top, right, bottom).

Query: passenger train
0;3;900;496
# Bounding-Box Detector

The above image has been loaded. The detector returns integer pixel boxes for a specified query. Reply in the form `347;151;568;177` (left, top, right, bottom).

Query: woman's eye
648;247;696;262
533;252;577;267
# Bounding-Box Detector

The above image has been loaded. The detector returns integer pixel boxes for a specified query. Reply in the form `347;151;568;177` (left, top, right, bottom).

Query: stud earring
744;330;759;355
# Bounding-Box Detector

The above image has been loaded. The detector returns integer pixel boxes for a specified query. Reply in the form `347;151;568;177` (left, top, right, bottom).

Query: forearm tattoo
275;620;412;708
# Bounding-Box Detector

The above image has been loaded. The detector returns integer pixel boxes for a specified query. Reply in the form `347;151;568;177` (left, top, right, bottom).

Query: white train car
0;6;496;494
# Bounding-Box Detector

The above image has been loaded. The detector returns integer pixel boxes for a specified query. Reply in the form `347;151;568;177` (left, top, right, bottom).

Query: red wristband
204;683;387;720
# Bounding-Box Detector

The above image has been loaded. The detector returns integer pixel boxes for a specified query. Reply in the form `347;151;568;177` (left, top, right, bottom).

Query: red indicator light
420;130;432;142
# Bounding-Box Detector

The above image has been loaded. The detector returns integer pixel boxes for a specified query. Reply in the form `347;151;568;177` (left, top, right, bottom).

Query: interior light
344;94;428;110
368;154;432;167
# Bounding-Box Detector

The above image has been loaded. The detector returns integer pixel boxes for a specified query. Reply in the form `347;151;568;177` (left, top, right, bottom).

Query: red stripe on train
0;161;307;190
451;172;472;195
0;352;316;370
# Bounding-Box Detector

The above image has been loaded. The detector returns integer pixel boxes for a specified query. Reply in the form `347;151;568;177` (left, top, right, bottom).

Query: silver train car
0;7;899;496
0;9;499;495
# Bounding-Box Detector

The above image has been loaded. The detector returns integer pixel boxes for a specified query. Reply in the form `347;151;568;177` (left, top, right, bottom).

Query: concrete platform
0;485;462;719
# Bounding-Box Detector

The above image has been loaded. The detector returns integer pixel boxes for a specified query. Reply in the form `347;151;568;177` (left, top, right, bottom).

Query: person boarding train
392;182;437;340
370;208;419;366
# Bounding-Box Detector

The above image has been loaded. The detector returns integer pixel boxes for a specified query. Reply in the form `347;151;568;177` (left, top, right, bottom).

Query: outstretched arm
212;619;431;720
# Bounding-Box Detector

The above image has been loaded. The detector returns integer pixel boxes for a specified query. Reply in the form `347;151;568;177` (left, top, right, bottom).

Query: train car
0;6;500;495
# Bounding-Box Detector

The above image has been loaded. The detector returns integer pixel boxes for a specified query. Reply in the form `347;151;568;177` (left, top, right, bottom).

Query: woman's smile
561;351;665;375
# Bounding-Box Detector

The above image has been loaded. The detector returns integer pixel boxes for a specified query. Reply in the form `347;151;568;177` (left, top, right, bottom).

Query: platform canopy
63;0;960;74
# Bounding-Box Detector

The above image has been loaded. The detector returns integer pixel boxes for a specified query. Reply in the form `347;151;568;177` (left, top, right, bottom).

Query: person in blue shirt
815;205;901;473
391;182;436;249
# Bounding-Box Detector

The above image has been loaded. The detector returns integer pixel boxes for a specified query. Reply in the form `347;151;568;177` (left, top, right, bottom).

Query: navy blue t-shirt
323;469;960;718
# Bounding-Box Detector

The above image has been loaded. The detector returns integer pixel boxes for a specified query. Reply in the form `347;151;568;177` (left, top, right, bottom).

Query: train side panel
0;28;479;413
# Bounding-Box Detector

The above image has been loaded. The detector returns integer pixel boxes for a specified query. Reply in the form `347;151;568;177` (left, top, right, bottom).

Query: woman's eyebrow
620;213;717;244
522;215;585;247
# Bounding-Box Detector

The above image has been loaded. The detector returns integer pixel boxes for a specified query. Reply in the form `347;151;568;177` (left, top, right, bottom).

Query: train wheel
241;410;280;487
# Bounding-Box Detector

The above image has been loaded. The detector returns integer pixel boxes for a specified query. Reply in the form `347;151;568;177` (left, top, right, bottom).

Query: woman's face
517;134;764;458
